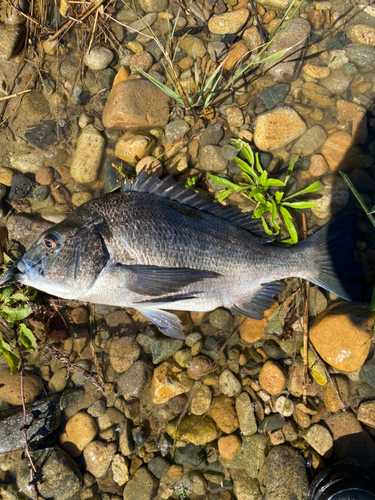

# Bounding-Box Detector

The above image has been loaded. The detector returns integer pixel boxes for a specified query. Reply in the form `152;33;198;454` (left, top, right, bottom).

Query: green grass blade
275;191;284;203
280;205;298;243
340;171;375;228
208;174;247;191
281;201;316;209
266;178;285;187
216;189;233;202
259;170;268;187
256;48;290;65
170;8;180;38
284;153;301;186
231;138;254;167
235;158;259;182
284;181;325;200
269;198;280;230
138;69;184;104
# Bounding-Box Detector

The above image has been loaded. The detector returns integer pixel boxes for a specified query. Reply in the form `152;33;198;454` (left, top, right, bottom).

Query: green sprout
209;139;324;244
185;176;197;188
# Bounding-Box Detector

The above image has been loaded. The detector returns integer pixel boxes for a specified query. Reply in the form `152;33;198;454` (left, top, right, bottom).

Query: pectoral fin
232;281;284;319
117;264;220;297
137;307;185;339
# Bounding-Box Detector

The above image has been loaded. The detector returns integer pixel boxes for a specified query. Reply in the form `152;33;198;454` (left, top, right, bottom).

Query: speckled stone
70;125;104;183
208;10;249;35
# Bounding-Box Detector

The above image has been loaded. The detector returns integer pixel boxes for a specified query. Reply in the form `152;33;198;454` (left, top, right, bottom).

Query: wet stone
70;125;105;183
174;443;208;467
258;413;285;433
0;24;25;59
84;46;113;70
149;337;184;364
259;360;287;395
0;394;60;453
199;145;228;172
8;174;33;200
310;174;349;219
262;339;285;360
320;68;353;95
236;391;257;436
60;411;98;457
118;360;152;398
209;395;239;433
231;469;261;500
200;124;225;147
165;119;190;144
87;399;106;417
260;445;309;500
292;125;327;156
167;414;218;445
220;434;267;478
112;454;129;486
259;84;290;110
17;446;81;500
357;401;375;428
179;35;207;58
219;368;241;397
218;434;242;460
0;366;42;405
190;384;212;415
110;339;141;373
209;308;234;330
208;10;249;35
83;441;117;478
187;355;212;380
10;152;44;174
346;43;375;67
21;91;50;116
303;424;333;457
360;358;375;388
147;456;170;479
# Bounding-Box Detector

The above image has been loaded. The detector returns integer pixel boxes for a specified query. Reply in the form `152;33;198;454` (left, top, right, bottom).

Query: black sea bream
15;170;361;338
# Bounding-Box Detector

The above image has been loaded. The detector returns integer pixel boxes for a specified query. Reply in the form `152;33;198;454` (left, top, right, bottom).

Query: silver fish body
16;170;361;338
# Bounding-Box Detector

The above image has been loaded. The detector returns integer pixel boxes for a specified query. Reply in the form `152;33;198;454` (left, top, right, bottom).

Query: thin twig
302;213;310;404
0;89;31;102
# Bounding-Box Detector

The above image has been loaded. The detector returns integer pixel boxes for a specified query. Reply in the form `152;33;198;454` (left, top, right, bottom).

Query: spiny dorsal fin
127;168;270;240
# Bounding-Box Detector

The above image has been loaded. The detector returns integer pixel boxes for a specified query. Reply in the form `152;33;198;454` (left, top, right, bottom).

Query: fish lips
15;259;42;282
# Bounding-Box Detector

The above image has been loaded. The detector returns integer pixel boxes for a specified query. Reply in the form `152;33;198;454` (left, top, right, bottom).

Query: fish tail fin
301;214;365;301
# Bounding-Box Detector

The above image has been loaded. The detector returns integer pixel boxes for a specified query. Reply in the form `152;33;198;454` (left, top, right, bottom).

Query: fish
13;169;363;339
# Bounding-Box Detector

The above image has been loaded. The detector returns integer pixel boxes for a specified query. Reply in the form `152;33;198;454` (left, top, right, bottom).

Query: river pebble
115;131;155;164
218;434;242;460
122;467;158;500
110;339;141;373
70;125;104;183
102;79;170;130
167;414;218;445
293;125;327;156
117;360;152;398
310;174;349;218
84;47;113;70
259;360;287;395
209;395;239;433
236;391;257;436
0;367;42;405
254;107;306;151
310;304;374;372
219;368;241;397
303;424;333;457
83;441;117;478
151;361;193;404
112;454;129;486
60;411;98;457
208;10;249;35
190;384;212;415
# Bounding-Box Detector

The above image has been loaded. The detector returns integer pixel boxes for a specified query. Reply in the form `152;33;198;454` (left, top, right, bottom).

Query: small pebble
259;361;287;395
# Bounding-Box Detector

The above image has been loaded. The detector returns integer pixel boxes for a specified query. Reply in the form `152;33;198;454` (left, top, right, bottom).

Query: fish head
16;210;110;299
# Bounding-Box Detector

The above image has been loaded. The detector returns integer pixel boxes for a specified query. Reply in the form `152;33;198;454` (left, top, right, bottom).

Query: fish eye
43;234;59;250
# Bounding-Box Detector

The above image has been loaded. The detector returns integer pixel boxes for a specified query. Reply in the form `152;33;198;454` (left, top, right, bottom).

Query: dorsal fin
127;168;270;240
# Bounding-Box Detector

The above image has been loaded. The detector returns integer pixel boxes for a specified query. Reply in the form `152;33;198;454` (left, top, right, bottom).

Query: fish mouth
16;259;42;281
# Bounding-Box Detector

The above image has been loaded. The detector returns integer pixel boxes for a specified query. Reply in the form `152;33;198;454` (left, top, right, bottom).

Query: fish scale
13;169;363;339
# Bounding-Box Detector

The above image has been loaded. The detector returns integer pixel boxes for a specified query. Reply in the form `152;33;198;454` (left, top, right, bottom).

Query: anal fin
232;281;284;320
136;308;185;339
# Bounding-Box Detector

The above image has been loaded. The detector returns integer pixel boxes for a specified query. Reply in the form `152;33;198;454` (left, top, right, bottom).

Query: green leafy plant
185;176;198;188
209;139;324;244
0;283;37;373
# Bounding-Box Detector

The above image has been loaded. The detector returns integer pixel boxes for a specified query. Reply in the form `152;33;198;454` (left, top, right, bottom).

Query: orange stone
336;99;366;122
239;316;267;343
113;66;130;86
223;40;249;74
321;131;354;171
310;154;329;176
259;360;287;395
218;434;242;460
209;395;239;433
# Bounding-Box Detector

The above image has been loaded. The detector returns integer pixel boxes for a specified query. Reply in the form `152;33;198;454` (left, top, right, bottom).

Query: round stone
321;131;354;171
83;441;117;478
347;25;375;46
0;367;42;405
187;355;212;380
60;411;98;457
219;368;241;397
259;361;287;395
190;384;212;415
84;46;114;71
71;191;93;206
208;10;249;35
110;339;141;373
199;145;228;172
35;166;54;185
209;395;239;433
167;414;218;445
310;304;374;372
310;174;349;219
239;316;267;343
254;107;307;151
218;434;242;460
129;51;153;73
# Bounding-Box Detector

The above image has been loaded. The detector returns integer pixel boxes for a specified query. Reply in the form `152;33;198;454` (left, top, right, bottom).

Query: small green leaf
254;153;264;175
0;303;32;323
216;189;233;202
279;206;298;244
234;158;259;181
275;191;284;204
254;203;269;218
281;201;317;209
0;339;20;374
0;286;14;299
261;216;275;235
256;47;290;64
3;253;12;265
19;323;36;352
208;175;247;191
8;292;28;303
269;198;280;231
265;178;285;187
284;181;325;200
284;153;301;186
259;170;268;187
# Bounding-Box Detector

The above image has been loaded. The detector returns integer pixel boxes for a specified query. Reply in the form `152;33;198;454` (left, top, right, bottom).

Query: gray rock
122;467;158;500
199;145;228;172
174;443;208;467
128;13;158;32
260;445;309;500
147;456;170;479
0;394;60;453
63;382;103;419
259;83;290;110
17;446;82;500
231;469;261;500
117;360;152;398
200;124;224;147
320;68;353;95
292;125;327;156
263;19;311;82
209;308;234;330
32;185;50;202
258;413;285;433
149;337;184;364
0;24;25;60
360;358;375;388
145;38;165;62
165;119;190;144
346;43;375;68
7;213;52;250
221;144;238;160
207;41;227;62
84;46;113;71
262;339;285;359
8;174;33;200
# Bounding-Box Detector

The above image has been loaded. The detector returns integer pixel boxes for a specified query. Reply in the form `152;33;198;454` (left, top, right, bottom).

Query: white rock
84;46;114;71
70;125;105;183
219;368;241;397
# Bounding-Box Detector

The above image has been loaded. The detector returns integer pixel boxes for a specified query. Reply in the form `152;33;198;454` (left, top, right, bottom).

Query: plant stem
302;213;310;405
